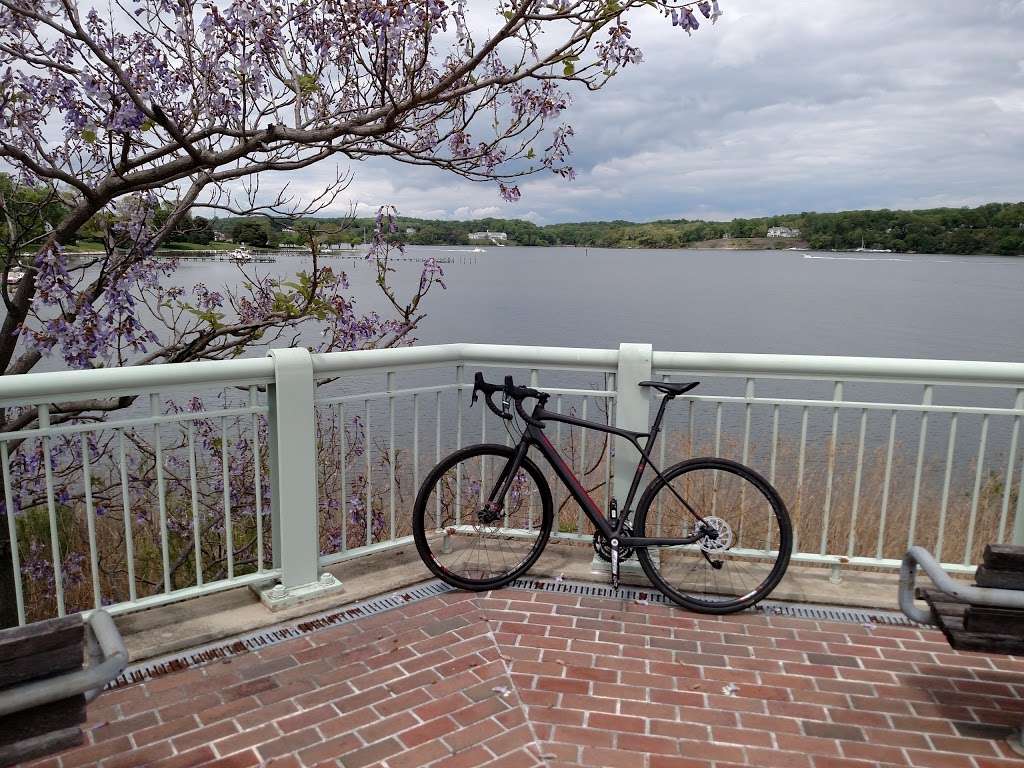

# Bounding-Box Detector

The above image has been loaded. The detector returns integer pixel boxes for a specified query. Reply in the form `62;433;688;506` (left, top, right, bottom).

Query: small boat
230;245;255;263
471;247;486;253
5;269;24;286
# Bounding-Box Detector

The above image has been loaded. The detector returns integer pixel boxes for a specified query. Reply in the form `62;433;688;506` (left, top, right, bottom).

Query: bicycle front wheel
634;457;792;614
412;443;553;591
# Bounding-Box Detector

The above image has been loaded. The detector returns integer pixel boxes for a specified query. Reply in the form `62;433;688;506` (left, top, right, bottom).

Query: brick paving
24;587;1024;768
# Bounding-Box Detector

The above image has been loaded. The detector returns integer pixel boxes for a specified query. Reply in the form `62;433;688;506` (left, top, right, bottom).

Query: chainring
593;525;636;563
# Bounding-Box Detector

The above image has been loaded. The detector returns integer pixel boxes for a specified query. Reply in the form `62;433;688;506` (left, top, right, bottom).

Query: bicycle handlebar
471;372;547;428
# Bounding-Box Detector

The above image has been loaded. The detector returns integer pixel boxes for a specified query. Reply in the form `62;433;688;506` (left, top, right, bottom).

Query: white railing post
1015;457;1024;546
258;347;343;610
593;343;652;576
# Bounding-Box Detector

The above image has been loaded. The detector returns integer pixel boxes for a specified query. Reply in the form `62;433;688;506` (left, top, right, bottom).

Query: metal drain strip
112;577;914;689
111;580;454;689
509;577;916;627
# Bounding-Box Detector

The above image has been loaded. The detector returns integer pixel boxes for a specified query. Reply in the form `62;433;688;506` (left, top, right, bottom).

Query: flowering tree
0;0;722;624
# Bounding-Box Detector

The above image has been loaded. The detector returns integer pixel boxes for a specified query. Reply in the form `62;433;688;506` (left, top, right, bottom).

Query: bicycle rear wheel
634;457;792;614
412;443;553;591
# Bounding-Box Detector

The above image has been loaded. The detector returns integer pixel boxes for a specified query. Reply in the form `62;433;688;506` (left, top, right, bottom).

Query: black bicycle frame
486;393;707;548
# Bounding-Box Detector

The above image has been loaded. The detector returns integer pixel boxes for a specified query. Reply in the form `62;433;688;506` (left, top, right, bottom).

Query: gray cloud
275;0;1024;224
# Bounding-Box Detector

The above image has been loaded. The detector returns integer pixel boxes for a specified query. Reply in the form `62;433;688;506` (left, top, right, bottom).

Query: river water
172;245;1024;362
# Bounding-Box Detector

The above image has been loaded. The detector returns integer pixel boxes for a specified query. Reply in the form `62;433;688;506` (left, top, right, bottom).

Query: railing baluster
998;389;1023;542
964;414;989;565
187;421;203;587
387;371;395;541
907;385;933;549
846;408;867;558
339;403;348;553
222;415;232;579
659;374;668;473
412;394;420;500
687;398;695;453
81;433;101;608
555;393;564;525
713;401;722;457
795;405;808;555
742;378;753;466
456;365;464;452
119;430;137;601
935;413;958;561
876;410;897;560
740;379;754;537
481;392;487;510
39;405;64;616
769;404;780;485
365;399;372;544
455;366;463;527
435;391;441;529
150;394;171;593
251;386;264;572
820;381;842;555
766;403;780;551
604;372;613;512
2;441;26;625
578;398;588;534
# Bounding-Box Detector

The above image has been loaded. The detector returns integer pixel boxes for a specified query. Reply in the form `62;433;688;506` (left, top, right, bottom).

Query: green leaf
563;60;575;77
81;129;97;144
297;74;318;95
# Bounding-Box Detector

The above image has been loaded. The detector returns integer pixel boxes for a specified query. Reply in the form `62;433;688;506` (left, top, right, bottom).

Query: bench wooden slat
982;544;1024;571
975;565;1024;590
0;726;84;768
965;605;1024;635
0;642;84;689
920;588;1024;655
0;695;87;748
0;615;84;662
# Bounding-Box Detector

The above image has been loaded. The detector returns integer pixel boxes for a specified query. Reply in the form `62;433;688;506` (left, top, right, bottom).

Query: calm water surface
174;246;1024;363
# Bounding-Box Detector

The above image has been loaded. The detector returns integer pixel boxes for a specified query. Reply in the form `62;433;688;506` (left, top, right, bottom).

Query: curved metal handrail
898;545;1024;625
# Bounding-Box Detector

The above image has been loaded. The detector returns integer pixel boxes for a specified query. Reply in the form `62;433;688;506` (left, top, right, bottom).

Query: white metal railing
1;343;1022;626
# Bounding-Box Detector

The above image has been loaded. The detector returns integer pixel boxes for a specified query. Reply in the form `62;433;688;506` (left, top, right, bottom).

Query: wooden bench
0;611;127;767
900;543;1024;756
919;545;1024;655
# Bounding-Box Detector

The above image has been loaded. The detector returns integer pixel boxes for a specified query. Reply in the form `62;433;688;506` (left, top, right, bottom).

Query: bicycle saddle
638;380;700;396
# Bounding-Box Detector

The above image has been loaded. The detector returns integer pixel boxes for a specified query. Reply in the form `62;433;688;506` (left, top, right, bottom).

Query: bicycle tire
634;457;792;614
412;443;553;591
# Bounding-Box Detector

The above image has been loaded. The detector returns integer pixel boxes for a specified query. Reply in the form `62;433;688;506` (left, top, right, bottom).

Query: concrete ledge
112;538;935;664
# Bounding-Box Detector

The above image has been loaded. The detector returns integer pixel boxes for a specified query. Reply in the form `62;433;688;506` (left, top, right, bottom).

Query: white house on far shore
767;226;801;238
468;231;507;241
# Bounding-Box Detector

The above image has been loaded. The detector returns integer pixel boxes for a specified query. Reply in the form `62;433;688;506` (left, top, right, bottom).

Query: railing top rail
652;351;1024;387
0;357;275;407
311;343;619;377
2;344;1022;408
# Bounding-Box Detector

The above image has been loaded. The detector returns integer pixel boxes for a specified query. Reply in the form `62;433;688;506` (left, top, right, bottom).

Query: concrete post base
255;573;344;611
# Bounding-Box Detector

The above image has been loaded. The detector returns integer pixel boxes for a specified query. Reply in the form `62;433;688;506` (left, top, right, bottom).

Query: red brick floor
25;587;1024;768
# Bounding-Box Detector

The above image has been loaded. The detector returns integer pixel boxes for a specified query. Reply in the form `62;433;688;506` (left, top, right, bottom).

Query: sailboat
854;236;893;254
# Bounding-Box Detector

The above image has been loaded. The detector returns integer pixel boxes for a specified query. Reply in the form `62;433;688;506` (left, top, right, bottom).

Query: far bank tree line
207;202;1024;255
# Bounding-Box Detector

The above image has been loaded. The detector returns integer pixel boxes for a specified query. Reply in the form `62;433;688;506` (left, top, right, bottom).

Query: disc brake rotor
693;516;734;553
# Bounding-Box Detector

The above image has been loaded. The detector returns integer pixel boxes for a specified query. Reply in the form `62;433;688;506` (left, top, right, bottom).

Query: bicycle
412;373;792;614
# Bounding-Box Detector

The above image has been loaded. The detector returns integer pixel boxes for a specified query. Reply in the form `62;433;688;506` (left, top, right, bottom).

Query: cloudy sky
295;1;1024;225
